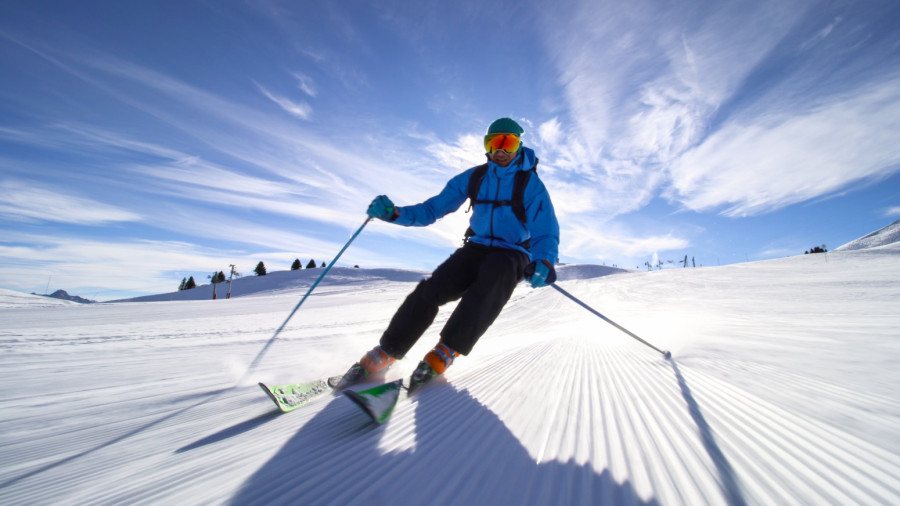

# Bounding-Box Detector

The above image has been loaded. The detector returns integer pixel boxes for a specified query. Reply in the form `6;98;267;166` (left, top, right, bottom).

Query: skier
337;117;560;392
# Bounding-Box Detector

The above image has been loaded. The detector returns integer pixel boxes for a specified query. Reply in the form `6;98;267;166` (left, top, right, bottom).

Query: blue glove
367;195;400;222
525;260;556;288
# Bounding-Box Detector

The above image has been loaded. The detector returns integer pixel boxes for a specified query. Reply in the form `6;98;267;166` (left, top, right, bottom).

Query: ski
342;371;443;424
343;380;405;424
259;375;342;413
260;365;441;420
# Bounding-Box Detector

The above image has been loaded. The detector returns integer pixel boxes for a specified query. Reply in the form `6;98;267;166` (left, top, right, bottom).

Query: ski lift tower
227;264;239;299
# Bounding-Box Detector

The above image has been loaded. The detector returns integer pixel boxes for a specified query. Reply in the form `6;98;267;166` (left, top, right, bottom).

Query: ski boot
408;342;459;394
334;345;396;391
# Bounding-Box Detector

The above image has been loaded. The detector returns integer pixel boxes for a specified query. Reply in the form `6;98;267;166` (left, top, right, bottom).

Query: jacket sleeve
392;169;473;227
524;176;560;265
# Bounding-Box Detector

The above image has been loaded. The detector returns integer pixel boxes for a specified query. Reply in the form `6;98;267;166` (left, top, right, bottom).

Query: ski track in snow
1;249;899;505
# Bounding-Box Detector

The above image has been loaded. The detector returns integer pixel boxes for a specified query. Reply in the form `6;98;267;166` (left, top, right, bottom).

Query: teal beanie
486;117;524;136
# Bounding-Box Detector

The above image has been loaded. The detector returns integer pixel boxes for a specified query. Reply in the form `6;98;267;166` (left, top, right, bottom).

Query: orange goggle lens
484;133;521;154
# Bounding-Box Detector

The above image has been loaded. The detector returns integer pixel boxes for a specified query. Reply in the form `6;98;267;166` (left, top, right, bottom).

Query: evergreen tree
185;276;197;289
291;259;301;271
306;259;317;269
179;277;187;291
216;271;226;283
254;261;267;276
321;262;326;268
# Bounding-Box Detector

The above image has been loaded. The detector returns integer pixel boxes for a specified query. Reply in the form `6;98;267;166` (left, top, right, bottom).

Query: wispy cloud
129;160;311;200
541;0;805;175
0;233;242;297
6;44;416;209
563;219;690;263
255;82;313;120
540;0;900;225
800;16;842;50
666;81;900;216
0;180;141;225
430;133;484;173
291;71;317;97
0;225;400;299
536;118;563;152
68;54;422;201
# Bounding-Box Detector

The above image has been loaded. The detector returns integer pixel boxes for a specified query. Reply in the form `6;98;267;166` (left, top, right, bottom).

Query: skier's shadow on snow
0;387;233;490
231;382;656;506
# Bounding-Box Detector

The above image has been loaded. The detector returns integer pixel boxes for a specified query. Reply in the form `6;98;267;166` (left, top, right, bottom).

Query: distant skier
337;117;560;392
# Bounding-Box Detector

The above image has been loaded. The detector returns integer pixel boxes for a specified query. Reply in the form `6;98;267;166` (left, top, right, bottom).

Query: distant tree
354;265;359;269
184;276;197;289
321;262;326;268
179;277;187;291
291;259;302;271
306;259;317;269
254;261;267;276
216;271;226;283
806;245;828;254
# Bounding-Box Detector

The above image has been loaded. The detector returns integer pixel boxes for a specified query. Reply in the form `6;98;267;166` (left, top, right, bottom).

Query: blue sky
1;0;899;300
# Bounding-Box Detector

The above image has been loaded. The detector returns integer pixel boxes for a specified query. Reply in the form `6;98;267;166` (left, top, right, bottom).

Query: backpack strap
509;162;537;224
465;163;489;214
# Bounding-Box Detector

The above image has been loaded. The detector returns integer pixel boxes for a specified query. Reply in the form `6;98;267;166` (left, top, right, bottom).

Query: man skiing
337;117;560;392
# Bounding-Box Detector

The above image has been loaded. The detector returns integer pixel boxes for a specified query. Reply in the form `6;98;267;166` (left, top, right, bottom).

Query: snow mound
556;263;629;280
837;218;900;251
114;265;623;303
114;267;429;303
0;288;77;308
45;289;95;304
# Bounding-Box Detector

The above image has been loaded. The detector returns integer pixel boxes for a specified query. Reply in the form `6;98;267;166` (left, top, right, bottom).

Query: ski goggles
484;133;521;154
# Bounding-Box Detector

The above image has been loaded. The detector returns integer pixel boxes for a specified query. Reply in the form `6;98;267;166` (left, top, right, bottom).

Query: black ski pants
379;242;530;358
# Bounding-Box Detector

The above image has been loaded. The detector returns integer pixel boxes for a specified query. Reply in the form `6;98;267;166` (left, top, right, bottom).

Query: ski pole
551;283;672;359
241;217;373;379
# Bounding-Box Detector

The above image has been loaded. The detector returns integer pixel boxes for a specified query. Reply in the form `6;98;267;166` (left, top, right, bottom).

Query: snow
1;246;898;504
0;288;77;308
836;218;900;251
114;267;431;303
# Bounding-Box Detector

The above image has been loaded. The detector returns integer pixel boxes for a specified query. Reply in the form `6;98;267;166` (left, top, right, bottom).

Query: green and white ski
259;376;342;413
343;380;404;424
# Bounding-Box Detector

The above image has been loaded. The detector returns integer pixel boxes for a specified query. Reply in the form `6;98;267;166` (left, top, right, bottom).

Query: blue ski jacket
392;147;560;265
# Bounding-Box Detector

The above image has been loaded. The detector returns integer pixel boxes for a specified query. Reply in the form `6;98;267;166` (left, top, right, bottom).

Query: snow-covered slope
115;267;431;303
114;264;624;304
837;218;900;251
0;288;77;308
1;250;898;504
